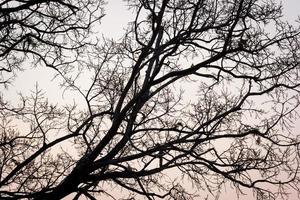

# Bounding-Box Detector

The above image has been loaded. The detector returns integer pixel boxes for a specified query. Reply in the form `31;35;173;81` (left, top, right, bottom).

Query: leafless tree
1;0;300;199
0;0;104;85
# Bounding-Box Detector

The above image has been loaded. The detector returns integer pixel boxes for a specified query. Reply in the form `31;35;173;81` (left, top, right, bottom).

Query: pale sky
2;1;300;200
94;1;300;200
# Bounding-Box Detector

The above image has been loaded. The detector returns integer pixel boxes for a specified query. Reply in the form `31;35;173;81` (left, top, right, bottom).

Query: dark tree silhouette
0;0;104;85
1;0;300;199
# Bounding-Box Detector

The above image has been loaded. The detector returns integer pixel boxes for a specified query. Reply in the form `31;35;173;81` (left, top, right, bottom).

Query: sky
282;0;299;22
2;0;300;200
69;1;300;199
87;1;300;199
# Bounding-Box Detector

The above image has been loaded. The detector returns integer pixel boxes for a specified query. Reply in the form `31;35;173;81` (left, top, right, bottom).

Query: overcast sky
3;1;299;199
95;1;300;200
100;1;300;40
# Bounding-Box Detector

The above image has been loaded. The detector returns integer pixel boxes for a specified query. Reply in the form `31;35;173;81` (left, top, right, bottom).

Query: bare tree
1;0;300;199
0;0;104;85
